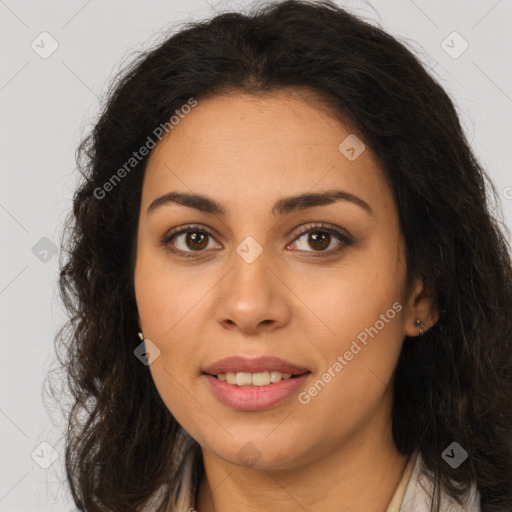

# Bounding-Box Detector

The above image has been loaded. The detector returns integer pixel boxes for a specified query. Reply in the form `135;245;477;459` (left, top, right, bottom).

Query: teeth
217;371;294;386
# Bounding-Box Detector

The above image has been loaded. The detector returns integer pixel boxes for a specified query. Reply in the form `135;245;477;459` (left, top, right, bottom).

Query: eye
161;222;353;259
161;224;222;257
287;223;353;256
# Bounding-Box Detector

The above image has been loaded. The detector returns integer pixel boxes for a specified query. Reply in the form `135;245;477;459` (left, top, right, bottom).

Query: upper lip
203;356;310;376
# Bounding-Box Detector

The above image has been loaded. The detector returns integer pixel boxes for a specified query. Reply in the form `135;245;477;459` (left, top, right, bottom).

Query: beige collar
385;451;417;512
385;450;481;512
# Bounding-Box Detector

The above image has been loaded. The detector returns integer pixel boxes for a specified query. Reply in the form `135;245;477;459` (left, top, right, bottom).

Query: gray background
1;0;511;510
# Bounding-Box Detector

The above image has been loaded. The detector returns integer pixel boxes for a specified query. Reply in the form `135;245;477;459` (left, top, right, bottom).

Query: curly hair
48;1;512;510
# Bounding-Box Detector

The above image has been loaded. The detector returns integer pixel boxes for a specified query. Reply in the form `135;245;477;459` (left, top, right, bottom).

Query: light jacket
386;450;481;512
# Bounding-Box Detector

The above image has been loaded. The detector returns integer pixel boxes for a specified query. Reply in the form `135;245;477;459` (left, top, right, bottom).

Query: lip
203;372;311;411
203;355;310;376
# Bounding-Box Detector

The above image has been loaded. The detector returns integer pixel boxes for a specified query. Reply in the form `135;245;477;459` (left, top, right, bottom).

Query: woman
52;1;512;510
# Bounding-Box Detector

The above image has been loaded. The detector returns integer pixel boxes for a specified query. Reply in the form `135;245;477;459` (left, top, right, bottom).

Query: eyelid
164;223;218;241
289;222;352;242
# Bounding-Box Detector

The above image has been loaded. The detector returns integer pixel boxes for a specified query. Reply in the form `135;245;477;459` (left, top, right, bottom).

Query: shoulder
399;451;481;512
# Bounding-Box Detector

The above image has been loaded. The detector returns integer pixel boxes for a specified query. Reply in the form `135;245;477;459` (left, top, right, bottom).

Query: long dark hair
48;1;512;510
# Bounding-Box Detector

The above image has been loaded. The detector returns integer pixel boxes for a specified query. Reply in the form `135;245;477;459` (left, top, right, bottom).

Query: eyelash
161;222;353;259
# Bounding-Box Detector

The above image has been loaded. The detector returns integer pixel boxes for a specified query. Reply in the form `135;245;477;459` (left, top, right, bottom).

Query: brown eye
307;231;331;251
162;225;222;256
185;231;208;251
287;224;353;256
163;223;351;258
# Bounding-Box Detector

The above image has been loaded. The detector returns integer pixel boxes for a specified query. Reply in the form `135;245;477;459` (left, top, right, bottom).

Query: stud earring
414;319;425;335
138;331;144;340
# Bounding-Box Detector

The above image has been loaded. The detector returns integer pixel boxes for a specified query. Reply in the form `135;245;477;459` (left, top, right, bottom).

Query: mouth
202;356;311;410
202;371;311;411
202;355;311;386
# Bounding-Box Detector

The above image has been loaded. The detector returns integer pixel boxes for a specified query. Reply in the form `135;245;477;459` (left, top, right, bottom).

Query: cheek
296;297;405;445
134;249;208;406
134;245;217;341
135;257;207;427
292;244;406;405
293;243;405;346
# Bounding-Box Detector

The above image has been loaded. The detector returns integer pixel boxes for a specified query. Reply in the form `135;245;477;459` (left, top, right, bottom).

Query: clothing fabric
385;451;481;512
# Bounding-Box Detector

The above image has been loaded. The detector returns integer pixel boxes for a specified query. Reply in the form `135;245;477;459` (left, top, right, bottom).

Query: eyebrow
146;189;374;217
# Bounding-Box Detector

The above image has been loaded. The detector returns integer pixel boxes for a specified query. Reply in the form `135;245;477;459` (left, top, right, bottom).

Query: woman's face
134;89;434;470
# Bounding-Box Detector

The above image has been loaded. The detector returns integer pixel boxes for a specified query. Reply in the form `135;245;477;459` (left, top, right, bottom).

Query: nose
214;247;292;334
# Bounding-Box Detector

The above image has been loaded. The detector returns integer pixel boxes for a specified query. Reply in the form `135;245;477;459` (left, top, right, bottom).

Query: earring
414;319;425;335
138;331;144;340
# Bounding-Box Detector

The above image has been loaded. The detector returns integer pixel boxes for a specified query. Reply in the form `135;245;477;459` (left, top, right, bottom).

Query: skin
134;88;437;512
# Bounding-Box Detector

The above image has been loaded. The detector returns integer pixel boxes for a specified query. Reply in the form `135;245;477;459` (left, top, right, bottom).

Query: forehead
142;89;395;219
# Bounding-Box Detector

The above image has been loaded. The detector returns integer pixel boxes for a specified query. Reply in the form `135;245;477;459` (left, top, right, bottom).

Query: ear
403;277;439;337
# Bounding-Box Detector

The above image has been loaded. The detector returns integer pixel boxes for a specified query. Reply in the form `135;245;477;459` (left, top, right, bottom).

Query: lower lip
203;373;311;411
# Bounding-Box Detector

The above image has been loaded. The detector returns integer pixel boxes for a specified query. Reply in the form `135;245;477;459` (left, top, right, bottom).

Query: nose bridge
226;241;274;306
214;238;291;331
